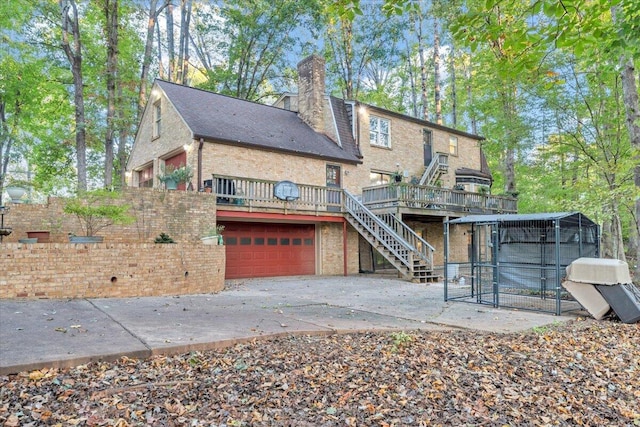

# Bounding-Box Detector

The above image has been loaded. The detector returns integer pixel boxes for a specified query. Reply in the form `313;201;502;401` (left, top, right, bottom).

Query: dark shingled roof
156;80;361;164
330;96;362;159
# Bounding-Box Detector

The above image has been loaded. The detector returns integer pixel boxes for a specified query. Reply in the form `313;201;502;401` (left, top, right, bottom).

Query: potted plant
157;164;193;190
154;232;175;243
201;224;224;245
157;164;178;190
63;190;135;243
25;231;49;242
27;217;62;243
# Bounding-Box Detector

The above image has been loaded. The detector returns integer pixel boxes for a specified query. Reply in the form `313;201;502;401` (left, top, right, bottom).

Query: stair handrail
418;157;438;186
343;190;435;271
343;190;415;269
419;153;448;186
377;213;435;267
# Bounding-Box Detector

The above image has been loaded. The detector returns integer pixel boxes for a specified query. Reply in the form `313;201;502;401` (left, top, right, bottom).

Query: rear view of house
127;54;517;281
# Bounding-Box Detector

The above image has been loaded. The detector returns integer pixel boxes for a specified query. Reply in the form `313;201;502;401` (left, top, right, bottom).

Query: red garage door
220;222;315;279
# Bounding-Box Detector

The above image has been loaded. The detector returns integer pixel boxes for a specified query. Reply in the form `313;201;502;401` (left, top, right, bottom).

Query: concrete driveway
0;275;578;375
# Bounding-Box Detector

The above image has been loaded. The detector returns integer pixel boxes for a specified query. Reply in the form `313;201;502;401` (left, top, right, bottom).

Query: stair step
345;201;435;283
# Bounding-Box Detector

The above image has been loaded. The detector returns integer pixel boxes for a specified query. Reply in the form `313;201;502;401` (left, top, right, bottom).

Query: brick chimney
297;54;325;133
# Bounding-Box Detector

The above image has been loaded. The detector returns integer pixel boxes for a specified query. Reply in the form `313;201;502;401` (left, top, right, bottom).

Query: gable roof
361;103;485;141
330;96;362;159
156;80;361;164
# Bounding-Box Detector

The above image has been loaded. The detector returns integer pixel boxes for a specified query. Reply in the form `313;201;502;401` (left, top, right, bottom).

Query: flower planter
18;238;38;244
26;230;50;243
5;186;26;203
164;178;178;190
69;236;104;243
201;235;223;245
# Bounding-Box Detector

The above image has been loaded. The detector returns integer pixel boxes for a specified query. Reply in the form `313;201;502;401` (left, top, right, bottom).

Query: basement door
220;222;316;279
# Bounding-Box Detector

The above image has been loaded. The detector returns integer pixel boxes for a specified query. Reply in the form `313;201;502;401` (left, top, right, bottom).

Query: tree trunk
138;0;158;122
166;1;175;81
405;40;418;118
156;16;165;79
104;0;118;188
60;0;87;192
176;0;191;84
0;100;13;205
116;83;128;187
501;89;517;195
602;202;627;262
433;18;442;125
342;17;354;100
619;58;640;276
612;5;640;276
416;15;428;121
504;147;516;195
466;64;477;135
450;44;457;127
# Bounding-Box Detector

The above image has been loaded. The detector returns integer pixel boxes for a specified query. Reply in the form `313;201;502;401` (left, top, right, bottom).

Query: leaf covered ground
1;318;638;426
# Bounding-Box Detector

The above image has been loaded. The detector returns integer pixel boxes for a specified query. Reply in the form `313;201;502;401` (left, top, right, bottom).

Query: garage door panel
221;222;315;279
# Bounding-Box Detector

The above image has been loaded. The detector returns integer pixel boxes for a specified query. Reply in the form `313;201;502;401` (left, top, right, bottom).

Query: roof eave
358;102;485;141
194;134;362;165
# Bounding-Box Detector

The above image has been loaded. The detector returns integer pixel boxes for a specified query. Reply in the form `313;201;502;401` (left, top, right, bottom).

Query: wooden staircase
343;190;437;283
419;153;449;186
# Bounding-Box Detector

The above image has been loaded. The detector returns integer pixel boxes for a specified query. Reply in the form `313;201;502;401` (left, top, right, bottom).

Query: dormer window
369;116;390;148
153;101;161;138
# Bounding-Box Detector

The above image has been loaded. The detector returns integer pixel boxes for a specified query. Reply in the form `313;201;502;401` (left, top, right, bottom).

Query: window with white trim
449;135;458;156
369;116;391;148
153;101;161;138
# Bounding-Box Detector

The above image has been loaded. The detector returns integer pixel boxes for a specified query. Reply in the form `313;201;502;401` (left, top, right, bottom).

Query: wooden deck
211;175;517;217
361;184;517;215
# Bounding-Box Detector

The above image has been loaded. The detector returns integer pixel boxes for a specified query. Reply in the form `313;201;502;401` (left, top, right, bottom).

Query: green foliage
2;0;638;258
389;331;414;353
195;0;322;101
154;233;175;244
157;164;193;184
323;2;405;100
4;178;32;189
63;190;134;236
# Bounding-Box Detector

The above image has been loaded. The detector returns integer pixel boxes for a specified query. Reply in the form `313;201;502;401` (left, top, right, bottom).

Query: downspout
343;219;348;276
197;138;204;191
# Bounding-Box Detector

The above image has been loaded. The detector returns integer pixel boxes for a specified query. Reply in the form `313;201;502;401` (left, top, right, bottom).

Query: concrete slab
0;299;149;374
278;304;449;331
90;295;334;351
0;275;578;375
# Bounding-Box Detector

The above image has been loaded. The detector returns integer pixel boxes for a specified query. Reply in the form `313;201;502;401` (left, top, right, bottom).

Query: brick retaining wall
0;243;225;299
1;187;219;244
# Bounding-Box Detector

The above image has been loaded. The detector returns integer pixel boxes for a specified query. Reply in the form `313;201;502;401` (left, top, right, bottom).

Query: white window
369;116;391;148
449;135;458;156
153;102;161;138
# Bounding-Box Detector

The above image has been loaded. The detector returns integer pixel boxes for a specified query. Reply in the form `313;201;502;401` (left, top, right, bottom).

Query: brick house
127;54;517;281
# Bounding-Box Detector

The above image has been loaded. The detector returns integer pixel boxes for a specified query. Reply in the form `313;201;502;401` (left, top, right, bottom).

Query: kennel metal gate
444;212;600;315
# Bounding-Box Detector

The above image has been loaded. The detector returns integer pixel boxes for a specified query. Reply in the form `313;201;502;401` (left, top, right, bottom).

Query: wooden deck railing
212;175;517;215
212;175;342;213
361;184;517;214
